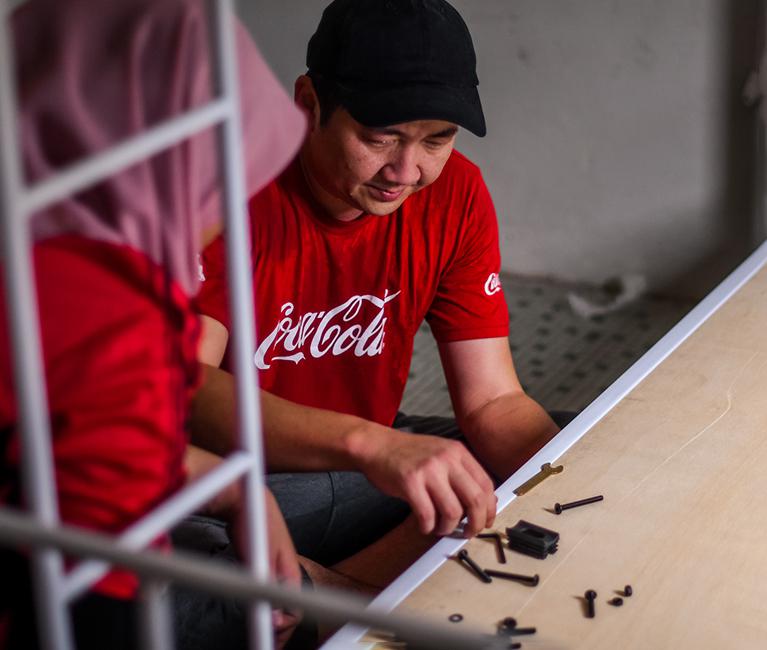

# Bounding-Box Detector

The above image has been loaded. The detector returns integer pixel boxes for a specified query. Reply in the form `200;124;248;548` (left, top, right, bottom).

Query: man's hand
266;489;302;649
186;447;302;648
230;489;303;649
350;427;497;537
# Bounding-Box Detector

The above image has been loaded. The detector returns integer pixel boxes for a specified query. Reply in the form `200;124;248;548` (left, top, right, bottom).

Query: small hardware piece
624;584;633;597
609;597;624;607
507;627;537;636
497;618;516;636
513;462;564;496
478;532;507;564
456;549;492;583
484;569;539;586
448;613;463;623
498;618;536;637
585;590;597;618
506;520;559;559
554;494;604;514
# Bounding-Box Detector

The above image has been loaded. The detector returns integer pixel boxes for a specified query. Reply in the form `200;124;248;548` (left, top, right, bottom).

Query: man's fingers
425;477;466;537
273;609;301;650
448;471;492;537
273;551;302;587
461;455;497;528
403;481;437;535
461;452;496;495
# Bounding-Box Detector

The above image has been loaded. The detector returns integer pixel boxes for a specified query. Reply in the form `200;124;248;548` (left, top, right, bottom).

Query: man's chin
359;194;410;216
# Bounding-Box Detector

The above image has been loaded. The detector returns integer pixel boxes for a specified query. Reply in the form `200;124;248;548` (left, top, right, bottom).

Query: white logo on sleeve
484;273;502;296
254;290;401;370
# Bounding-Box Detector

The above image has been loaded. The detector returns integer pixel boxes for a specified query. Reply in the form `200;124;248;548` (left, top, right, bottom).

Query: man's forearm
189;364;388;472
190;364;500;537
459;392;560;481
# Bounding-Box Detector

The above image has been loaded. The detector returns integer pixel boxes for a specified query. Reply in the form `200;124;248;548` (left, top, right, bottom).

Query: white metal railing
64;450;254;599
0;508;504;650
0;1;502;648
0;0;276;645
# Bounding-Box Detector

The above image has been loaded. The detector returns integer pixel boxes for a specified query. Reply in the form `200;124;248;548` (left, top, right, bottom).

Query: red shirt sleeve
426;168;510;342
195;234;232;331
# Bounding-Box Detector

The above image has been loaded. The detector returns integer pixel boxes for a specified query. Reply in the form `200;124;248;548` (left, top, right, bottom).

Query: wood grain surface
388;266;767;649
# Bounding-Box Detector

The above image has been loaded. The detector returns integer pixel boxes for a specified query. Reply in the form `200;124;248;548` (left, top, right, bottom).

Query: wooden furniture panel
394;266;767;648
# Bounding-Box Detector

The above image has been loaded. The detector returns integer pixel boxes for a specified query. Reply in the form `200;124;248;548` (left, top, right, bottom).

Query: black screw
478;532;507;564
609;597;623;606
498;622;536;637
448;613;463;623
554;494;604;514
585;590;597;618
484;569;539;587
457;549;492;583
624;584;633;597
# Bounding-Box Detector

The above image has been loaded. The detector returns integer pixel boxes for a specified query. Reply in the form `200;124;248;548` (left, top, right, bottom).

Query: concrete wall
238;0;763;298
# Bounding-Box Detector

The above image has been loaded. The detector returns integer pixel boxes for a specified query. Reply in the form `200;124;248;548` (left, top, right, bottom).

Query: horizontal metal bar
0;508;504;650
21;98;231;216
64;451;253;599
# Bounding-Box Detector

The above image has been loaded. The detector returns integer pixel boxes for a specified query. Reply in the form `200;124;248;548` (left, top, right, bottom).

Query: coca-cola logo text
254;290;401;370
484;272;502;296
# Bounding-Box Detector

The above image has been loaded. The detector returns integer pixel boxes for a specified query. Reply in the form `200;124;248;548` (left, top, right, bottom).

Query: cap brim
338;82;486;137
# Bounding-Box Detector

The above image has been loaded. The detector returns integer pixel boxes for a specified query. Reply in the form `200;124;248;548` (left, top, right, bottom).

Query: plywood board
389;265;767;648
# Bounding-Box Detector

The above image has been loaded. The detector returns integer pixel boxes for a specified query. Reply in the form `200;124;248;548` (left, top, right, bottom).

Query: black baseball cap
306;0;486;137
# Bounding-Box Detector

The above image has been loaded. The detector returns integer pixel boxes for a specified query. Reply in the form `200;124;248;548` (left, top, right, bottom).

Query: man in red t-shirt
193;0;566;588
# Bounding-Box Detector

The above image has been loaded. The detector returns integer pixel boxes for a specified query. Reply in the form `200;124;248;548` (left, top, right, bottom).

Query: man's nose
380;145;421;186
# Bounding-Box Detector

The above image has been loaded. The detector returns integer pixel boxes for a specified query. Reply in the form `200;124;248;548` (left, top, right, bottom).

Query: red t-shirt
0;236;200;599
197;150;509;426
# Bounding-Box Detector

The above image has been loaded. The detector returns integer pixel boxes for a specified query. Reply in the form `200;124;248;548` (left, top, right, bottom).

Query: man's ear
294;75;321;132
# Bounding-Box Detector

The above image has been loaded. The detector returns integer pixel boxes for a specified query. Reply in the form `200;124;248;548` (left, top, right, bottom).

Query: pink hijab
13;0;305;295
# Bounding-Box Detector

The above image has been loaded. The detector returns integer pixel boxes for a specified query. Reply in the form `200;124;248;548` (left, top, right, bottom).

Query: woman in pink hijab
0;0;305;648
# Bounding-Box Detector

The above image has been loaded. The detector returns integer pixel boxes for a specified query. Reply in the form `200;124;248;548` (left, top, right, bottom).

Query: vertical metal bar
0;3;73;650
140;580;174;650
210;1;273;648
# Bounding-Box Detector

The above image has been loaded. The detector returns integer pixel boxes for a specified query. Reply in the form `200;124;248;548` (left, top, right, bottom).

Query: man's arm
190;315;496;537
438;337;560;480
184;445;300;582
184;445;302;647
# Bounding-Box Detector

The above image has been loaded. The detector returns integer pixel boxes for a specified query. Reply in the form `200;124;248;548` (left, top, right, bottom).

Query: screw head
448;613;463;623
609;597;624;606
585;590;597;600
624;584;633;597
554;503;563;514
